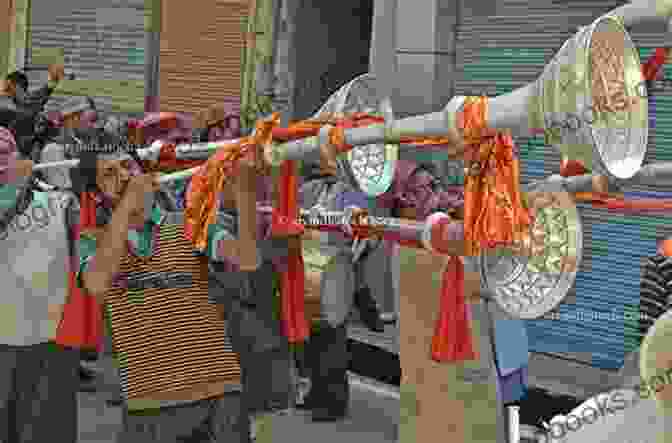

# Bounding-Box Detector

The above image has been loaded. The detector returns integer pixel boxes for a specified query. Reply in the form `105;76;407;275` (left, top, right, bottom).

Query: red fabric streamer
431;256;476;362
55;192;103;351
276;161;309;343
642;47;669;81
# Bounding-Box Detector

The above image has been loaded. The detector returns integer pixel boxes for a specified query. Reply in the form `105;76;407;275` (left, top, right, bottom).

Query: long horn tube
267;96;468;164
32;140;240;171
256;205;464;255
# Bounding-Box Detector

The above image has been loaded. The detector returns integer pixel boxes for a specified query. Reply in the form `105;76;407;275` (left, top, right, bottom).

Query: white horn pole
256;206;465;255
157;166;203;184
32;140;233;171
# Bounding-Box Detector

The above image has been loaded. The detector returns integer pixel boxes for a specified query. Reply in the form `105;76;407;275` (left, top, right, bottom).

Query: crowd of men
0;63;469;442
4;56;672;443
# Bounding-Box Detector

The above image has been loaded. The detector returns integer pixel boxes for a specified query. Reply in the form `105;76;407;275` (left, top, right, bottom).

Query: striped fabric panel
106;223;240;401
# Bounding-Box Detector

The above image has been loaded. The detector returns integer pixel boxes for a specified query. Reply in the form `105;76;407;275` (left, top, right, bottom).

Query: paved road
77;356;399;443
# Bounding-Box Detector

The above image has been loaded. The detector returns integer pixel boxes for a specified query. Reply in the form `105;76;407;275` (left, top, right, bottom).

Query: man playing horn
75;146;259;442
295;143;387;422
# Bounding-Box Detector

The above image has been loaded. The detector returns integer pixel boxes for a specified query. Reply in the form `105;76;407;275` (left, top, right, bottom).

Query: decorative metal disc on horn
330;73;397;197
537;14;647;180
479;180;583;319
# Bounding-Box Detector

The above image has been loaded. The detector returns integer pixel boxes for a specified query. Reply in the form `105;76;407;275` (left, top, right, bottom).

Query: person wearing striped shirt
75;148;270;442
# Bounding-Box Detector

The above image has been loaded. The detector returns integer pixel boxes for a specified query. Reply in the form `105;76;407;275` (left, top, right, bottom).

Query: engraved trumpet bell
348;15;648;180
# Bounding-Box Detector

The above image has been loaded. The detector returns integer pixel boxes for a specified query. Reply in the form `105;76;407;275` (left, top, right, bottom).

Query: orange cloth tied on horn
460;96;531;256
185;114;279;250
429;97;530;364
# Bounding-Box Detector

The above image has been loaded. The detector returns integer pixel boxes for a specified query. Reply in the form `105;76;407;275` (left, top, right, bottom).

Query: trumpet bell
332;74;397;197
532;14;648;180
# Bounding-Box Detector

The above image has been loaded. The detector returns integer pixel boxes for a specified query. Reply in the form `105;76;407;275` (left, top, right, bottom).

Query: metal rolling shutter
26;0;146;117
456;1;672;369
158;0;247;116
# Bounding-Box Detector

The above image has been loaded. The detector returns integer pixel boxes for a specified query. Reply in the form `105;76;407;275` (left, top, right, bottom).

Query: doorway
292;0;374;120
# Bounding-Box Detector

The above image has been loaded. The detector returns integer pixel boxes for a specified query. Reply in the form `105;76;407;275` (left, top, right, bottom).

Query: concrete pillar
394;0;457;117
369;0;398;112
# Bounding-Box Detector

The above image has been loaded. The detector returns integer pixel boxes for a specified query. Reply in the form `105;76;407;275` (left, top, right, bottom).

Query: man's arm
80;173;159;301
205;208;292;267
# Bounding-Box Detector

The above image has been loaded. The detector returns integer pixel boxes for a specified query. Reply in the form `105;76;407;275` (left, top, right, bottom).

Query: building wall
0;0;13;75
24;0;147;118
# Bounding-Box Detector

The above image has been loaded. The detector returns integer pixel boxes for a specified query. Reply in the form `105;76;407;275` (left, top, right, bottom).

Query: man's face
96;158;132;205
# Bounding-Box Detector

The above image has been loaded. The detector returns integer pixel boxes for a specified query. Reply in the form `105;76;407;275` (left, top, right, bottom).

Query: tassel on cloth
431;256;476;362
460;96;531;256
427;215;475;362
276;160;309;343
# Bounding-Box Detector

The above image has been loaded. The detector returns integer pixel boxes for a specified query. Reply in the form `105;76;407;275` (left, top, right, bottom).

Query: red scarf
431;255;476;362
427;210;477;363
272;161;309;343
55;191;103;351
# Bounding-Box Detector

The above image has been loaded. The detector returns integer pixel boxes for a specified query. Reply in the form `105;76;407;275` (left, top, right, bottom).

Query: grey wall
370;0;459;119
369;0;462;182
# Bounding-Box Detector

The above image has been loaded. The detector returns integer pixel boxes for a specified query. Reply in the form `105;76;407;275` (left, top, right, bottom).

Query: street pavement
77;356;399;443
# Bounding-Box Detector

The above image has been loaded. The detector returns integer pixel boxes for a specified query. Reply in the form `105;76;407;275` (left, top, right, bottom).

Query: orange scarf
428;97;530;363
185;115;279;250
461;96;531;256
